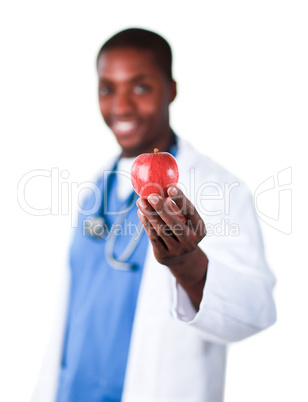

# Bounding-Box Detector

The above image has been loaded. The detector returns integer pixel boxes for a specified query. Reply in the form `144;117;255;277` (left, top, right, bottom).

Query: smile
112;121;138;136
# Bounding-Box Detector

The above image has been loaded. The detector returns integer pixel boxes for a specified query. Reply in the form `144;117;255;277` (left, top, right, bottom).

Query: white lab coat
32;137;276;402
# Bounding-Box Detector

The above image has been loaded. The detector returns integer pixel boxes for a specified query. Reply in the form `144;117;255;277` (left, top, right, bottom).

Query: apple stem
154;148;159;153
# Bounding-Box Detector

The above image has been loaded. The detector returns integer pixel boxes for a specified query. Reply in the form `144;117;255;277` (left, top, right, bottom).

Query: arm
137;184;276;344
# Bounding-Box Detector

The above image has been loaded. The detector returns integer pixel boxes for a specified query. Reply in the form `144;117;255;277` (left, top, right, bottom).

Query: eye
99;86;113;96
133;84;151;95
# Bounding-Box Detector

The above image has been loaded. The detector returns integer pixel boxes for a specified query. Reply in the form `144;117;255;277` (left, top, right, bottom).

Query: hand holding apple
136;186;208;311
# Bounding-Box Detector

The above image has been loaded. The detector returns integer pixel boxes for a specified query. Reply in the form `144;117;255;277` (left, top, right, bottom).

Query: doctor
33;28;276;402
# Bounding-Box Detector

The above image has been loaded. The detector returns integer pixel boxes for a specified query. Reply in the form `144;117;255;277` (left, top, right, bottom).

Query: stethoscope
85;134;178;271
85;158;141;271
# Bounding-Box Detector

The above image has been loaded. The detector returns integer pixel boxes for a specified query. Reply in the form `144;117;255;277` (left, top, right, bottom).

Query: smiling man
96;35;207;312
97;41;176;157
33;28;276;402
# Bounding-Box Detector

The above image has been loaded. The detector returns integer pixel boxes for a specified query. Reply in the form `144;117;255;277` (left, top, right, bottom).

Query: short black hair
97;28;173;81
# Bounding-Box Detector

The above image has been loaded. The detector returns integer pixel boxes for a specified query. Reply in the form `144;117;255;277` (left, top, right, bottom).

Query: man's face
97;47;176;157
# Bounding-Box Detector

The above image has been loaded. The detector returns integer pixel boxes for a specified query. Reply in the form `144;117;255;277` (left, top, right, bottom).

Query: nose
111;89;135;116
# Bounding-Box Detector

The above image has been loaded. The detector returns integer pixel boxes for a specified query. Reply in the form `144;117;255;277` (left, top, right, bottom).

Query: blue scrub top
56;136;178;401
56;170;149;402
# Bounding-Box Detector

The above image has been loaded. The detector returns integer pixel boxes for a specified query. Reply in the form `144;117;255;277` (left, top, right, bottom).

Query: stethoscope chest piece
85;216;109;240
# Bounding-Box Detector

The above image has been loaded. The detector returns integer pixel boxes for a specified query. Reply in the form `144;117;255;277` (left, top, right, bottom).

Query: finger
137;209;168;254
137;195;185;227
165;197;187;225
136;197;158;217
146;194;196;248
137;197;181;249
146;194;184;231
167;186;206;239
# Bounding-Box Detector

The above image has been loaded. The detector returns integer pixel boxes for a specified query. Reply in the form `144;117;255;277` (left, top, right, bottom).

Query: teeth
113;121;136;132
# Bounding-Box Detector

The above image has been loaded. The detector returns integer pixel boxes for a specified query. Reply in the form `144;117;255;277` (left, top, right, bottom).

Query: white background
1;1;307;401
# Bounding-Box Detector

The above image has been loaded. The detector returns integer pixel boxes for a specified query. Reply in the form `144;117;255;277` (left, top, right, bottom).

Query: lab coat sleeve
171;182;277;344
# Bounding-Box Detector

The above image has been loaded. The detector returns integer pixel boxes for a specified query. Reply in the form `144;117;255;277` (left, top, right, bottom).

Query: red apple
131;148;179;198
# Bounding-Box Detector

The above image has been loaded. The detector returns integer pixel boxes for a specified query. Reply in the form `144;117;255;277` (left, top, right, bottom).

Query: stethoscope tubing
87;158;143;271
